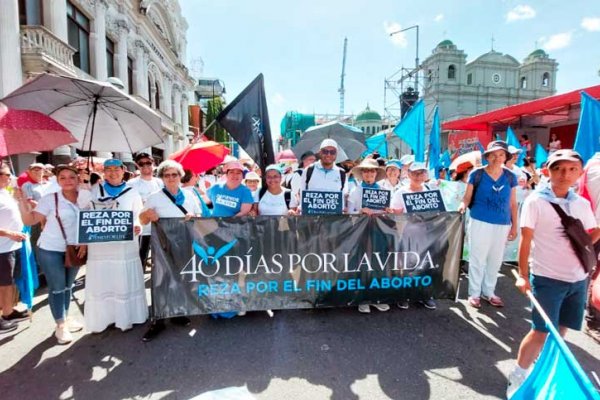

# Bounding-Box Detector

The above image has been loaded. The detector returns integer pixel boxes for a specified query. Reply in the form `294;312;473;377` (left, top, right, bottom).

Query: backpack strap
161;188;188;215
258;186;268;200
284;189;291;209
305;164;345;191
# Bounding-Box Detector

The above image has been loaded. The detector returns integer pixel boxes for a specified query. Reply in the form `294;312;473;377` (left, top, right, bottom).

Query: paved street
1;264;598;400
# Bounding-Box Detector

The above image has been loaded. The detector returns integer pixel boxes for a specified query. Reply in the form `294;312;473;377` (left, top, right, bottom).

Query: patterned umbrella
0;103;77;157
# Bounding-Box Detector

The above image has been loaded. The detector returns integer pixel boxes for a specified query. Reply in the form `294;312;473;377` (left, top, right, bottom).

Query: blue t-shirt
207;183;254;217
468;168;517;225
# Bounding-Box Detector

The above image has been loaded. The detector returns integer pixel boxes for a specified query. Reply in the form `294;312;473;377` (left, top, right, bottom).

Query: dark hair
90;172;102;186
523;157;535;167
521;134;529;140
54;164;79;176
123;171;134;182
181;169;195;184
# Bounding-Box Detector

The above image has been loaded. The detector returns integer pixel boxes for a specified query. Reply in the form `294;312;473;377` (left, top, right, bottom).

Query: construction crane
338;37;348;116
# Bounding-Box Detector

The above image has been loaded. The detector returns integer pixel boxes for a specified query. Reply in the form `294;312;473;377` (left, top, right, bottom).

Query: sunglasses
321;149;337;155
162;173;180;178
138;161;153;167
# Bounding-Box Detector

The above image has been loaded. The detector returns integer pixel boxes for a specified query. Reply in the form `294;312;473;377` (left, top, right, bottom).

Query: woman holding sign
84;159;148;333
348;159;392;313
390;162;438;310
17;165;91;344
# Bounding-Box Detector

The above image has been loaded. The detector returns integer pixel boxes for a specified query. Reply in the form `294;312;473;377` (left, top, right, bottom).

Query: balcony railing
20;25;76;73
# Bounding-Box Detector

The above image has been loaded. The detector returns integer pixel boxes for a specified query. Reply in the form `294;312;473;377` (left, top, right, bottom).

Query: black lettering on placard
301;190;342;215
77;210;134;243
362;189;390;210
401;190;446;213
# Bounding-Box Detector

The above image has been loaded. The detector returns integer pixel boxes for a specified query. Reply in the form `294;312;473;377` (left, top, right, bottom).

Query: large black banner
151;213;463;319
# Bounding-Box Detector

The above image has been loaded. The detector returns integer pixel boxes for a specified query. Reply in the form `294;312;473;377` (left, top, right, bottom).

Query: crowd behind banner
1;135;600;398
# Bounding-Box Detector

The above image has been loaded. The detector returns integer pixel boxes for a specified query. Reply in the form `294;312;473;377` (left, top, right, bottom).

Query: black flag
216;74;275;173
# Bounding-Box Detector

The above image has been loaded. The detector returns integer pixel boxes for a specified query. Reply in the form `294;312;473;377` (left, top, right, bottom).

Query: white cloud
581;17;600;32
383;21;408;48
271;92;285;107
539;32;573;51
434;14;444;22
506;5;536;22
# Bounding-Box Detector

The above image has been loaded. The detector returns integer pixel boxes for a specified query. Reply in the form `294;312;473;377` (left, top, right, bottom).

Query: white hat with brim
223;161;245;172
244;171;260;181
408;162;428;172
351;158;386;182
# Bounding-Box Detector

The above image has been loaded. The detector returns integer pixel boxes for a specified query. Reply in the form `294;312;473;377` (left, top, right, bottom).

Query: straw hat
351;158;386;181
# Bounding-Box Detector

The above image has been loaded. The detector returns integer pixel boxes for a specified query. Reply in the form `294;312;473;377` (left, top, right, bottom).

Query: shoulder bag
54;193;87;267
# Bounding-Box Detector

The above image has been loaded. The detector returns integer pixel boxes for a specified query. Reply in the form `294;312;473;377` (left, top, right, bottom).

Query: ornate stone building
0;0;195;166
421;40;558;123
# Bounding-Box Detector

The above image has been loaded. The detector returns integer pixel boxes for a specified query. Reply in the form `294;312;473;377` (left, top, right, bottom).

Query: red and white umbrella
0;103;77;157
169;140;231;174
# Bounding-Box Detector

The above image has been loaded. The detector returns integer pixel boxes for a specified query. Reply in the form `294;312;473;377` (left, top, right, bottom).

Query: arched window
448;65;456;80
147;78;152;103
154;84;161;111
467;73;472;85
520;77;527;89
366;126;371;135
542;72;550;87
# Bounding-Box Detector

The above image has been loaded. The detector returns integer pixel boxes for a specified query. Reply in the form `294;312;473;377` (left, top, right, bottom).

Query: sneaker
420;299;437;310
358;304;371;314
397;300;410;310
55;326;73;345
237;311;247;316
372;304;390;312
481;295;504;307
170;316;191;327
506;367;528;398
142;320;165;342
584;325;600;344
468;296;481;308
4;309;29;322
0;318;18;333
66;317;84;333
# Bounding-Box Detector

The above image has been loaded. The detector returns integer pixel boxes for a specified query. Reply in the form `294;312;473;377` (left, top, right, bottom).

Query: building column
133;40;146;98
90;0;108;80
44;0;68;41
0;0;23;97
181;94;190;137
115;20;129;90
163;74;173;118
173;87;182;127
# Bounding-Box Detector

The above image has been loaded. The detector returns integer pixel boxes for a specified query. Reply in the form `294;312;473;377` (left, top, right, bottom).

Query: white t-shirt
347;185;389;215
390;185;428;212
258;191;288;216
520;192;597;282
378;179;402;195
145;188;202;218
35;190;91;251
0;189;24;253
127;176;163;235
291;162;347;209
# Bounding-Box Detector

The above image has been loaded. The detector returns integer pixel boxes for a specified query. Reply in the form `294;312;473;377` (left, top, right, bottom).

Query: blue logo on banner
192;239;238;265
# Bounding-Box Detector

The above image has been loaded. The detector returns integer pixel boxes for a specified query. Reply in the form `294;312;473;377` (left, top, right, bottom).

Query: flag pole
193;120;218;144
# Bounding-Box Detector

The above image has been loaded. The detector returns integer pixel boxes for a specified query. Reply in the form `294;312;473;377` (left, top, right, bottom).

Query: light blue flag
440;150;452;168
15;226;39;310
510;321;600;400
574;91;600;163
363;131;388;158
428;106;441;178
506;126;525;166
393;99;425;162
534;144;548;168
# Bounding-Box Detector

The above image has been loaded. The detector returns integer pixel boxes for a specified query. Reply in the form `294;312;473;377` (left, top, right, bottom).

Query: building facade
0;0;195;167
421;40;558;123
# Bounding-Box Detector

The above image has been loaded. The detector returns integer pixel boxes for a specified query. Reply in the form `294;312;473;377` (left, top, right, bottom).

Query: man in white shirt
126;153;163;269
0;164;27;332
290;139;347;212
507;150;600;397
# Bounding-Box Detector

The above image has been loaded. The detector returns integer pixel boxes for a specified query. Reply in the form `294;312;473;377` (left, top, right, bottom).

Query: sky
180;0;600;138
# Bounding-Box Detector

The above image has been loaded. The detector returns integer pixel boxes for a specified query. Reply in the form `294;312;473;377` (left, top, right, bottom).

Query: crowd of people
0;137;599;395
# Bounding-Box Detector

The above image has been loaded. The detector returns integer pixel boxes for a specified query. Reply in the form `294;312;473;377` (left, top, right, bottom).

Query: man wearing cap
206;161;254;218
21;163;48;201
507;149;600;396
290;139;347;212
287;151;317;199
127;152;163;268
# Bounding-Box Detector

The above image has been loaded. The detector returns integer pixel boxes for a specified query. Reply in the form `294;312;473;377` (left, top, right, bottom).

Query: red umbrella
0;103;77;157
169;140;231;174
276;149;297;162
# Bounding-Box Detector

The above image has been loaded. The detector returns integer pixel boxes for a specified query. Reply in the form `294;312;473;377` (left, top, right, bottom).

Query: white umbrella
292;121;366;162
1;73;163;153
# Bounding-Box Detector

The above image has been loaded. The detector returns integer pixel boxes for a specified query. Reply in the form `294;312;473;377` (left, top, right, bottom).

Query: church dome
356;105;382;122
471;50;519;66
528;49;548;58
437;39;454;48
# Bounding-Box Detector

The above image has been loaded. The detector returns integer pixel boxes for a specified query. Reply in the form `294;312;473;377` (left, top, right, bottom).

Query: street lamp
210;79;226;138
389;25;420;91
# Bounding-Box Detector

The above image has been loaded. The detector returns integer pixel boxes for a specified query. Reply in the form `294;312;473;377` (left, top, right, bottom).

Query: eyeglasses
321;149;337;155
162;173;180;179
138;161;152;167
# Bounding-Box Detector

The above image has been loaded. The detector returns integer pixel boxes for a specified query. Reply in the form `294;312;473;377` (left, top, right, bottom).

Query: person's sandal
482;295;504;307
468;297;481;308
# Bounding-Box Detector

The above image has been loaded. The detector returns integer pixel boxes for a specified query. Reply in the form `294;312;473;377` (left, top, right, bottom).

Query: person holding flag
507;150;600;397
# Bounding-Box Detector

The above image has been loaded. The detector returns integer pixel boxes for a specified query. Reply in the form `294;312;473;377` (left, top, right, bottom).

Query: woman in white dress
84;159;148;333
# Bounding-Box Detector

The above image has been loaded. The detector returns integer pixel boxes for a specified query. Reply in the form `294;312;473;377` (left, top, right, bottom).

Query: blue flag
428;106;441;178
440;150;451;169
574;91;600;163
510;321;600;400
534;144;548;168
505;126;525;166
363;131;388;158
393;99;425;162
15;226;39;310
